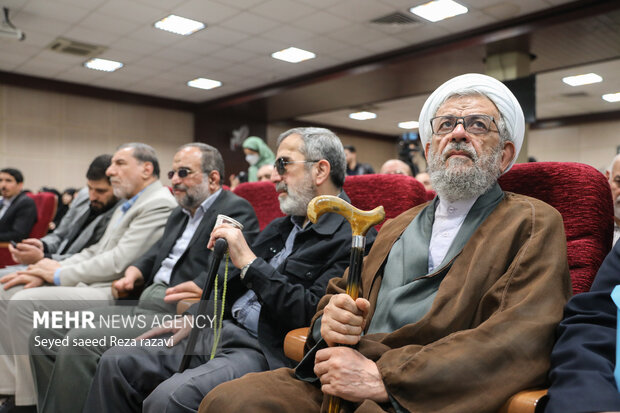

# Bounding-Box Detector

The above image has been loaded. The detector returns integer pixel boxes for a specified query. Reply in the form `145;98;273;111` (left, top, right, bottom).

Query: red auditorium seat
0;192;58;268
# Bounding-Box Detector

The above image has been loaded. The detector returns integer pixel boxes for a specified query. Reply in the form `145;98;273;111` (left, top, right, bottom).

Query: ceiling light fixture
602;92;620;103
84;58;123;72
562;73;603;86
154;15;205;36
349;111;377;120
398;121;419;129
410;0;468;22
271;47;316;63
187;78;222;90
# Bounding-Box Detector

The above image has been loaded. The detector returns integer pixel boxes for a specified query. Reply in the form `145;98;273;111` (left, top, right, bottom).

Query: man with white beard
200;73;572;413
606;154;620;245
83;127;375;413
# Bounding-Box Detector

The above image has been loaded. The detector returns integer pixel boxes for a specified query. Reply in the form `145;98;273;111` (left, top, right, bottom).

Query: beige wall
528;120;620;171
0;85;193;192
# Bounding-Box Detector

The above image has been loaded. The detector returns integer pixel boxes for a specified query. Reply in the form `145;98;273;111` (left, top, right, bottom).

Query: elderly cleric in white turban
418;73;525;172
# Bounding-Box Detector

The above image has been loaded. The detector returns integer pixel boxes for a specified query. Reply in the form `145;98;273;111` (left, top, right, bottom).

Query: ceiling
1;0;620;136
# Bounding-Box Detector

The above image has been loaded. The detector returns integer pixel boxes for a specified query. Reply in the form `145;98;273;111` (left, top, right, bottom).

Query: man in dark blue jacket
544;240;620;412
83;127;376;413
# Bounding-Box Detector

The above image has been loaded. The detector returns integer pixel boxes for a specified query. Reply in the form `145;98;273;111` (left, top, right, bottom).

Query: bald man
379;159;412;176
606;154;620;245
415;171;432;191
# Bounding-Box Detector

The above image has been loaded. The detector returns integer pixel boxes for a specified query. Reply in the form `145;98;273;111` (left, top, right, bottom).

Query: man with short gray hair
0;143;176;410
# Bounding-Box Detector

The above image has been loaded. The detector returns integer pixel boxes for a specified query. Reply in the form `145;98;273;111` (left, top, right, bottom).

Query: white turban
418;73;525;172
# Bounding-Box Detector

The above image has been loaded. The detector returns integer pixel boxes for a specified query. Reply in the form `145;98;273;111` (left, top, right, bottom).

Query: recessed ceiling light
154;15;205;36
84;58;123;72
187;78;222;90
410;0;468;22
398;121;419;129
562;73;603;86
602;92;620;103
349;111;377;120
271;47;316;63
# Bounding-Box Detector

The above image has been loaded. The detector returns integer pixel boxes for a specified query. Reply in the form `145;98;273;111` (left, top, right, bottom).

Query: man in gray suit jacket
0;143;176;409
0;155;120;279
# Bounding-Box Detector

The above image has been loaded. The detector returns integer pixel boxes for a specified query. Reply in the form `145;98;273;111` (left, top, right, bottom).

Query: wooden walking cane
178;237;228;373
307;195;385;413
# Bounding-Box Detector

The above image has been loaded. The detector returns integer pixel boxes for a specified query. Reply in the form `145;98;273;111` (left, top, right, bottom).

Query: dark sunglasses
274;157;319;175
167;167;194;180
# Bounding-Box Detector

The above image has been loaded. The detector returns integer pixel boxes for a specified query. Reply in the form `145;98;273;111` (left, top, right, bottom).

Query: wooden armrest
498;389;548;413
177;298;200;315
284;327;309;362
0;242;9;248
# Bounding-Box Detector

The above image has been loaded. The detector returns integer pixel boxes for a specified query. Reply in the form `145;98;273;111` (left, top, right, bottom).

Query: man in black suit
29;143;260;413
0;168;37;242
84;127;374;413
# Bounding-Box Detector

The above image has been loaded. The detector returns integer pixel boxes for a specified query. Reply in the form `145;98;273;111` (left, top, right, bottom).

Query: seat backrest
233;181;285;230
344;174;428;230
26;192;58;239
498;162;613;294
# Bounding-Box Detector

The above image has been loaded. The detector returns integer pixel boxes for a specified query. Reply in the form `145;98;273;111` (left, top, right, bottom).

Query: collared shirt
428;197;477;273
614;221;620;246
152;189;221;285
231;215;305;338
0;195;16;220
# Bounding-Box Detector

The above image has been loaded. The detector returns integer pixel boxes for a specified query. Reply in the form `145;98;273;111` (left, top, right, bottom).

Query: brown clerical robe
200;191;572;413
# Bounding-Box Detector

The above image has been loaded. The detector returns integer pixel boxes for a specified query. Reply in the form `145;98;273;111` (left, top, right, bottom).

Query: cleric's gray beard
427;141;503;202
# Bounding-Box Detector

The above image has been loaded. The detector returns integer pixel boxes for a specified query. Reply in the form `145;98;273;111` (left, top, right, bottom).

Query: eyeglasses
274;157;319;175
430;114;499;135
167;167;194;180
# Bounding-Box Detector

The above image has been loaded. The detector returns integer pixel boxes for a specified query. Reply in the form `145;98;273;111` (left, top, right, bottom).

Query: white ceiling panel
77;12;138;38
252;0;316;22
62;25;123;45
173;0;239;24
194;26;250;46
327;0;395;23
211;0;268;11
218;11;280;35
22;1;91;25
97;0;166;24
292;11;352;35
261;25;315;43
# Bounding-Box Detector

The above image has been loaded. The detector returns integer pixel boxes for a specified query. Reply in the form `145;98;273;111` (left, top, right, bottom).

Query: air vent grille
371;12;421;25
46;37;107;58
561;92;589;98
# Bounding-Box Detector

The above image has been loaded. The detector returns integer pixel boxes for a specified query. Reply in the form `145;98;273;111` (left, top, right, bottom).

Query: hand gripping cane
178;237;228;373
307;195;385;413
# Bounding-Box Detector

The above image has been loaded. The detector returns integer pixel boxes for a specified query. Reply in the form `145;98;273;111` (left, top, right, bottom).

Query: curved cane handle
307;195;385;236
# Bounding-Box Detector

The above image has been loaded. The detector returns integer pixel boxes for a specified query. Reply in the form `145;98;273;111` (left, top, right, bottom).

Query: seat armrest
284;327;309;362
498;389;548;413
177;298;200;315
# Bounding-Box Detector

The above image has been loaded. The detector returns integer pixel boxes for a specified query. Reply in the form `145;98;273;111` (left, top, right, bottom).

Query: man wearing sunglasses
0;143;177;412
201;74;571;413
83;127;375;413
26;143;260;413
